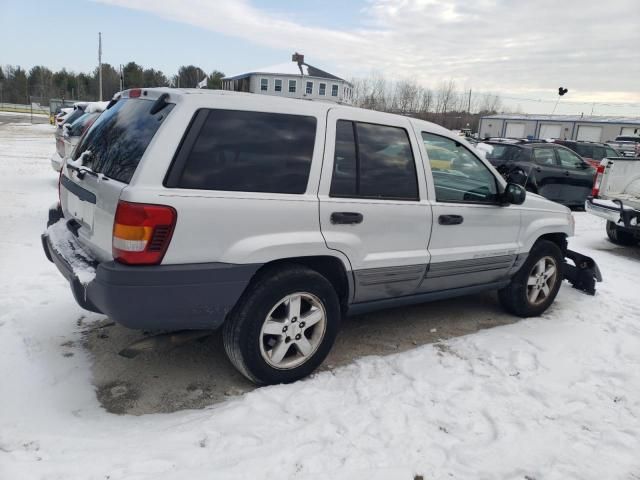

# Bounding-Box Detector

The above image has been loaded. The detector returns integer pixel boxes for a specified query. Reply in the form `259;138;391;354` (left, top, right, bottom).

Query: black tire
222;265;341;385
606;221;637;246
498;240;564;317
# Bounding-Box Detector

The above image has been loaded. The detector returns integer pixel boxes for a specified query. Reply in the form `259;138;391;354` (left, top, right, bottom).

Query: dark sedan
480;142;595;208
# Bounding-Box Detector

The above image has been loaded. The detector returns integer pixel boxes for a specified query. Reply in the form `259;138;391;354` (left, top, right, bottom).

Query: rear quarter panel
125;93;339;266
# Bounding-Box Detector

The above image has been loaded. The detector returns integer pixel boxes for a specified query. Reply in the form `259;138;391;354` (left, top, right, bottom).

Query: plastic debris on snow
46;219;96;285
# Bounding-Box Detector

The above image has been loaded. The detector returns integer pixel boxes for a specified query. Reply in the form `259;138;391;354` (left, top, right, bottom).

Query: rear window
73;98;174;183
168;109;317;194
484;144;522;161
63;108;84;125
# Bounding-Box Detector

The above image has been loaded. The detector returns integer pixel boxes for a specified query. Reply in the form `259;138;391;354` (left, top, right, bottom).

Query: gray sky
95;0;640;115
3;0;639;115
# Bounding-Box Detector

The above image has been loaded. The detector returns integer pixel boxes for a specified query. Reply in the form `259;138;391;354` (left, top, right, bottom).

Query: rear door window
170;109;316;194
73;98;174;183
533;148;558;166
557;148;585;169
329;120;419;201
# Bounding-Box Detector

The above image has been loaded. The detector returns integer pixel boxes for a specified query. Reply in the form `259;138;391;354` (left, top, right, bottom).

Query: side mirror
503;182;526;205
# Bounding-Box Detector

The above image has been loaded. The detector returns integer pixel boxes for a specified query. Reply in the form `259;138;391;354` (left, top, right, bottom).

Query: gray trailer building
478;114;640;142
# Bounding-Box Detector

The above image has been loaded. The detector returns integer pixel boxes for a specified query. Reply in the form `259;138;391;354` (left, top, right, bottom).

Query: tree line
0;62;506;132
349;73;507;131
0;62;225;105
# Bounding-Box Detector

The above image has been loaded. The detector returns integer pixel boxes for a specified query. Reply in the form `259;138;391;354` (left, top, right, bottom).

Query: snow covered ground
1;122;639;480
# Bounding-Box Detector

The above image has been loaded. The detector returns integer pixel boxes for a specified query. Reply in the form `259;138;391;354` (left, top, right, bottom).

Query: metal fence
0;101;49;116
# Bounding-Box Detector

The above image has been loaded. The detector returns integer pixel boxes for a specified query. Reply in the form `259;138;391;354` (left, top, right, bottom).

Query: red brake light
112;201;177;265
129;89;142;98
592;164;605;198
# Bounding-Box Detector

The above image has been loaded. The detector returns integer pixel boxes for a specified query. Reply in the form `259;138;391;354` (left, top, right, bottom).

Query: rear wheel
606;221;637;246
498;240;563;317
222;266;340;385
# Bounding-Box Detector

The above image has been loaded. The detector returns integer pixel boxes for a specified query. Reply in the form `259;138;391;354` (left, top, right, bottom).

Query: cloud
96;0;640;103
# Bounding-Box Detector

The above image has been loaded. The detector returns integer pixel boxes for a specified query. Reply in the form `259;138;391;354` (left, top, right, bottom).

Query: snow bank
1;122;639;480
46;218;96;284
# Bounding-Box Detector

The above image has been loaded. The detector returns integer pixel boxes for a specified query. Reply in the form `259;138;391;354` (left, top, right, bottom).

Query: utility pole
119;64;124;92
98;32;103;101
468;88;472;113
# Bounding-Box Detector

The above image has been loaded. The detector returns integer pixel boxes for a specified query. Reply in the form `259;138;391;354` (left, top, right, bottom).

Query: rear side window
73;98;174;183
533;148;557;166
484;144;521;161
330;120;418;201
171;109;316;194
575;144;594;158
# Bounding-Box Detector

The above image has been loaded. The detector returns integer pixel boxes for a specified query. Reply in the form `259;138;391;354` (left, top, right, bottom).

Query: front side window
274;79;282;92
306;81;313;95
172;109;316;194
330;120;418;200
331;84;339;97
557;148;585;169
533;148;557;166
288;80;297;93
422;132;498;204
319;83;326;96
260;78;268;91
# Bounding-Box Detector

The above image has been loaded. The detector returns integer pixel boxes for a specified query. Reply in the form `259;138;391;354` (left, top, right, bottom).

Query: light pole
98;32;103;101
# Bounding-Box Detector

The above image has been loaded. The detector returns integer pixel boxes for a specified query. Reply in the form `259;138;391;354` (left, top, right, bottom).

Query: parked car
553;140;621;168
42;88;600;385
586;156;640;246
50;102;108;171
480;141;596;208
54;107;74;127
606;136;640;157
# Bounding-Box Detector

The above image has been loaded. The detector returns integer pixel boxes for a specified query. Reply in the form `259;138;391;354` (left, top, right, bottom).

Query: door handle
535;167;542;172
438;214;464;225
564;170;570;176
331;212;363;225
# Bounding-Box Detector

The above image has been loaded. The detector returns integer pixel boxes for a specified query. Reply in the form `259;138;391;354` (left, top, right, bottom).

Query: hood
522;191;571;214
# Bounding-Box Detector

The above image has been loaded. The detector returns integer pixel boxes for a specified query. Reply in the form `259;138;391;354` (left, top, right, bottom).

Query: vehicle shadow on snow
83;292;516;415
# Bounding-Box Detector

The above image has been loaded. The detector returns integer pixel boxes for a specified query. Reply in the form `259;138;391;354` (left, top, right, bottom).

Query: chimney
292;52;305;75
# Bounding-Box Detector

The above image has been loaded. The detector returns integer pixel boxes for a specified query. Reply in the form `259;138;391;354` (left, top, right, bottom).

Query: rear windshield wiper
150;93;170;115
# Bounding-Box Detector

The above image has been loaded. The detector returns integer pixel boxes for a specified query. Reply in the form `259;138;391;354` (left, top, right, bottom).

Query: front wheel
498;240;563;317
606;221;637;246
222;266;340;385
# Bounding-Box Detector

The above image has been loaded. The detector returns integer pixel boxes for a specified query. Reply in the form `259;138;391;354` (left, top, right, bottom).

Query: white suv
43;88;598;385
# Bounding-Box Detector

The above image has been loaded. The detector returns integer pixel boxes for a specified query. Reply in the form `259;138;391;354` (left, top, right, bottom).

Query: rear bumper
585;197;640;228
43;207;260;331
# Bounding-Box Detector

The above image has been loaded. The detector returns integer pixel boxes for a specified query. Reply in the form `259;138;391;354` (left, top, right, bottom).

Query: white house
222;56;353;103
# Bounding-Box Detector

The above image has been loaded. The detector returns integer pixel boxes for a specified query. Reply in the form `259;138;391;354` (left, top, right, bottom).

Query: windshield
73;98;174;183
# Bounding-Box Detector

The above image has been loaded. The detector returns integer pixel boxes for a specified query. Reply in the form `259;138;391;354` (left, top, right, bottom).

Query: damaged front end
563;250;602;295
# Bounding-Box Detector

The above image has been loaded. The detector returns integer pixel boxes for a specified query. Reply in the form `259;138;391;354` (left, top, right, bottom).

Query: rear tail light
591;164;605;198
112;201;177;265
